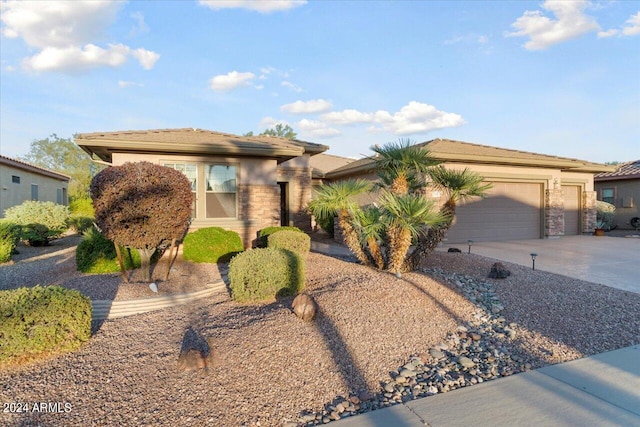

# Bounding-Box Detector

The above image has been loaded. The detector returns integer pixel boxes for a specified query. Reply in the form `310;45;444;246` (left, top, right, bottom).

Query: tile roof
594;160;640;181
309;153;355;178
325;138;613;178
0;154;71;181
75;128;328;163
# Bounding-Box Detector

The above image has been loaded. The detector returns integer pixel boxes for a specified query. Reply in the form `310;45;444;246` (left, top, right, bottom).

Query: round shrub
229;248;305;302
0;285;91;368
0;221;21;262
182;227;243;263
76;227;145;273
4;200;69;242
267;230;311;257
20;223;53;247
257;226;304;247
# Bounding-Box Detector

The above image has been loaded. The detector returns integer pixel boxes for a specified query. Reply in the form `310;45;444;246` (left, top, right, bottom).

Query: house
0;155;70;217
594;160;640;229
323;139;614;244
75;128;328;247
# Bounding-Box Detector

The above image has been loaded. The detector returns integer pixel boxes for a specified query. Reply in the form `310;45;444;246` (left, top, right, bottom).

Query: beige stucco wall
595;179;639;229
0;164;68;217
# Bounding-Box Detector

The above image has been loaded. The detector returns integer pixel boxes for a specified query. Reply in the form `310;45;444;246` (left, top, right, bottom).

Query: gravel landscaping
1;235;639;426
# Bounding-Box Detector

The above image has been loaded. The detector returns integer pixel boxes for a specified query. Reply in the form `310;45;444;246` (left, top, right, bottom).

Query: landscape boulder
488;262;511;279
292;294;318;321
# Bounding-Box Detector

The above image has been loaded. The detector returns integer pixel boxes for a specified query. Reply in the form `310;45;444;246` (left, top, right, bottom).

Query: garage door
562;185;581;235
445;182;543;243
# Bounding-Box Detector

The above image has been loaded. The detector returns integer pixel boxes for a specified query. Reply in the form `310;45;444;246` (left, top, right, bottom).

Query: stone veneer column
278;168;313;232
545;189;565;237
237;184;280;247
582;191;597;233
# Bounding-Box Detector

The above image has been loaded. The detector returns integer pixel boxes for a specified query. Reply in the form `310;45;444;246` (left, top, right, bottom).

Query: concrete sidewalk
330;345;640;427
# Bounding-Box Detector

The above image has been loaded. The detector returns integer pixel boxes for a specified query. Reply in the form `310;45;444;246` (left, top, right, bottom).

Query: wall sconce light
530;253;537;270
468;240;473;254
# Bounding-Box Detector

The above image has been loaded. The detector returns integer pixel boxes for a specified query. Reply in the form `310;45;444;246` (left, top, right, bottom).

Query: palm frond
428;166;492;203
308;179;372;220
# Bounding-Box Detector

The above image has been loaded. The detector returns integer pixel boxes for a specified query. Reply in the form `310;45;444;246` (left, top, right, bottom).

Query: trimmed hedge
182;227;244;263
76;227;145;273
229;248;305;302
0;286;91;367
267;230;311;257
0;221;21;263
4;201;69;242
257;226;305;247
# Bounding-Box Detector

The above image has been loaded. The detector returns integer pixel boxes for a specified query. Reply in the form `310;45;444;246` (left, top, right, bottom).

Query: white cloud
209;71;256;91
198;0;306;13
597;28;619;38
297;119;340;138
118;80;143;88
322;102;464;135
258;116;289;130
622;12;640;36
281;99;332;114
506;0;600;50
0;0;160;72
281;80;303;93
129;11;149;36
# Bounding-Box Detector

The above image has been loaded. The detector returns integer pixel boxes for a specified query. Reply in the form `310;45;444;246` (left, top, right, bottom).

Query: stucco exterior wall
1;163;68;217
595;179;639;229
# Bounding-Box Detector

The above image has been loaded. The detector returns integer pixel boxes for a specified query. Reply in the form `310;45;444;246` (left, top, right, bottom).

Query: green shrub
4;200;69;233
267;230;311;257
182;227;243;263
20;223;56;247
68;216;94;234
0;285;91;367
315;215;335;237
596;200;616;230
0;221;21;262
257;226;304;247
229;248;305;302
76;227;144;273
69;197;95;217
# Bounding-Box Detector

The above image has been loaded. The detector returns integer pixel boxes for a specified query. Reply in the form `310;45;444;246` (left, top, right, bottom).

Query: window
206;165;237;218
601;188;615;205
31;184;38;201
12;175;20;184
164;163;197;218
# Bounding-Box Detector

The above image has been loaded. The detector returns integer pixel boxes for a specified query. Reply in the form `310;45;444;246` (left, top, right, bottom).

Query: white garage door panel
445;182;542;244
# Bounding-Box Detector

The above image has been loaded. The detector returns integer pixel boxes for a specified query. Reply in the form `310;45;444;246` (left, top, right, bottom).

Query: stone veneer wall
237;184;280;247
582;191;597;233
545;189;565;237
278;168;313;232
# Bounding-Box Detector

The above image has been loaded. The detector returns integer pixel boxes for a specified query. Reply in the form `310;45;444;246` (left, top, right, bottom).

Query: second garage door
444;181;543;243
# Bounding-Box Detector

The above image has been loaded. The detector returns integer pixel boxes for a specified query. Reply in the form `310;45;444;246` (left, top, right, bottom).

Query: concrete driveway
440;234;640;294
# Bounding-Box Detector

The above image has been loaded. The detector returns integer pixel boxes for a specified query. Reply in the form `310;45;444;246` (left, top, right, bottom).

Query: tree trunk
338;211;371;266
404;200;456;272
367;237;385;270
387;226;412;273
138;248;156;283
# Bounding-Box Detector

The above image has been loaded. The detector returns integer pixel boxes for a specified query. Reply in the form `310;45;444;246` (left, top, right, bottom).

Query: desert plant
229;248;305;302
257;226;304;247
267;230;311;257
182;227;244;263
91;161;193;282
596;200;615;230
0;286;91;368
69;197;95;217
76;226;143;273
0;221;21;262
20;223;57;246
4;200;69;242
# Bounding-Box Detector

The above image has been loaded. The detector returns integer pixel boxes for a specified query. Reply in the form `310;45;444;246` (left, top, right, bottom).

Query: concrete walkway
331;345;640;427
439;235;640;294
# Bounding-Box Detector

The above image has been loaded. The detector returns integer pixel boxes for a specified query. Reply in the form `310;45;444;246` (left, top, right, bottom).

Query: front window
206;165;237;218
164;163;197;218
601;188;615;205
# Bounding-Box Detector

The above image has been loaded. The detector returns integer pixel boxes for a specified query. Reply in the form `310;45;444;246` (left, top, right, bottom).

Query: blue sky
1;0;639;163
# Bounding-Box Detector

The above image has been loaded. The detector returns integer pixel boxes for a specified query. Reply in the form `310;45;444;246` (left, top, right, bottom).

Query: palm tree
372;139;439;195
351;205;385;269
405;166;492;271
379;190;445;273
308;179;372;265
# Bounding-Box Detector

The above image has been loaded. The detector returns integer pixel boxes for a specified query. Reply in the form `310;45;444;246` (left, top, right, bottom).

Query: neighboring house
75;128;328;247
594;160;640;229
309;153;355;187
324;139;614;244
0;155;70;217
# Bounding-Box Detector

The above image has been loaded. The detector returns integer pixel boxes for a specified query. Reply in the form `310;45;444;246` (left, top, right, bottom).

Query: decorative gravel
1;238;639;427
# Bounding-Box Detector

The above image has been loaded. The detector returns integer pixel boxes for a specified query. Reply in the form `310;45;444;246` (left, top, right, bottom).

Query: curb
91;281;227;320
